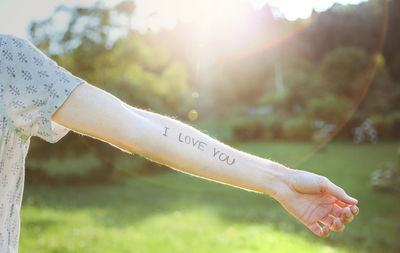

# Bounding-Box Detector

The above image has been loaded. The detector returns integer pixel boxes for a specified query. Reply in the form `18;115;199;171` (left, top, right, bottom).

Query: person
0;34;359;253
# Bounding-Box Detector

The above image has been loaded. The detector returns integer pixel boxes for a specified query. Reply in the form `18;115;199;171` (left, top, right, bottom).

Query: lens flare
291;0;388;168
188;109;199;121
78;0;389;191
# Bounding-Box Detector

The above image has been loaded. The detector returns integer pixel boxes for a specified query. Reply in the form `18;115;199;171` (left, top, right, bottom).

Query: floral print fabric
0;34;84;253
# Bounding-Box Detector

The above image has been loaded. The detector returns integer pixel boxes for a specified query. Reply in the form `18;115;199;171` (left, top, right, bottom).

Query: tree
27;1;192;183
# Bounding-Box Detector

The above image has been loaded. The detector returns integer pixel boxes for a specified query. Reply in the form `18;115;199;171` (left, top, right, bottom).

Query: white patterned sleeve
0;35;84;143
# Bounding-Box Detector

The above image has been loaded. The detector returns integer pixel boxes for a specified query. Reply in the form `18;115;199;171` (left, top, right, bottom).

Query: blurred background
1;0;400;252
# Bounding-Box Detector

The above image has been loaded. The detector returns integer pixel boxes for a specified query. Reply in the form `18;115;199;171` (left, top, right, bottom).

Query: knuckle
319;176;328;182
319;176;329;193
332;218;344;232
320;176;330;186
341;211;354;223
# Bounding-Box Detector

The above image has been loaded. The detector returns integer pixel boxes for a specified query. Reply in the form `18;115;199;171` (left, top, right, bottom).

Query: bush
282;117;313;141
336;112;365;140
320;47;373;99
306;94;352;122
195;116;247;142
231;114;285;142
233;122;266;141
370;112;400;140
26;134;161;185
267;120;284;140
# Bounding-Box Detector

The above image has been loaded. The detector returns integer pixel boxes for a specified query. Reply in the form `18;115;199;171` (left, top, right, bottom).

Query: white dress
0;34;84;253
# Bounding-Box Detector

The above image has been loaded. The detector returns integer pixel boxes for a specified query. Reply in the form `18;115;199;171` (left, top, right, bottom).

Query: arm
52;82;359;237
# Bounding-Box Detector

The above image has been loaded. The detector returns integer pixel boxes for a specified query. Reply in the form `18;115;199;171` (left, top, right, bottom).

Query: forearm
122;104;291;196
53;83;291;197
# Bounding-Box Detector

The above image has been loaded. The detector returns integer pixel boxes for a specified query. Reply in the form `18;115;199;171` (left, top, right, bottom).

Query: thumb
324;179;358;205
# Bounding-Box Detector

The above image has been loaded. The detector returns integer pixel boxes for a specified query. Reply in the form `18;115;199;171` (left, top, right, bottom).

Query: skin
52;82;359;238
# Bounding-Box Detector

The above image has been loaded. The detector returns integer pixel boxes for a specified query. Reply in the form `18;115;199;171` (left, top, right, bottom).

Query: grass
20;141;400;253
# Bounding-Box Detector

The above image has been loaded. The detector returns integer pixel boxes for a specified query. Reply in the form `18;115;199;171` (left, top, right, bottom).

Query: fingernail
352;206;359;215
334;218;344;231
334;218;340;227
342;207;351;217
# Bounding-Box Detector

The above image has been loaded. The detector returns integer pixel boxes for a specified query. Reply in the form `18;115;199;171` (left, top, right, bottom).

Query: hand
273;169;359;237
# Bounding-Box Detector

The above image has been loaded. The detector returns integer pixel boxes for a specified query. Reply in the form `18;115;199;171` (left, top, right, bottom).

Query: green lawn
20;141;400;253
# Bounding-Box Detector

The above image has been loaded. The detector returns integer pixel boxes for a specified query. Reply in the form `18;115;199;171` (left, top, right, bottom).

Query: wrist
258;160;293;198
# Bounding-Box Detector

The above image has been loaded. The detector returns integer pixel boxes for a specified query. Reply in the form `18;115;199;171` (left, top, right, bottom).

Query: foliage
24;0;400;183
370;112;400;140
233;121;266;141
320;47;374;99
306;94;352;123
281;117;313;141
27;1;194;182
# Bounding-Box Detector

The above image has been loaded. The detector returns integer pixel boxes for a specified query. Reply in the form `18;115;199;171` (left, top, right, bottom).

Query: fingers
330;205;356;224
308;222;330;238
316;204;359;235
320;215;334;227
335;200;347;208
330;205;360;223
320;215;345;232
330;205;343;217
309;204;359;237
341;206;354;224
331;217;345;232
336;200;360;214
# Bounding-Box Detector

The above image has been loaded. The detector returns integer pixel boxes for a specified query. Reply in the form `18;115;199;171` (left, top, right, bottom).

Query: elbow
119;106;161;156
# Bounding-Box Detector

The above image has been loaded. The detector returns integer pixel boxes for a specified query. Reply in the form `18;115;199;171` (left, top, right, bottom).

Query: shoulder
0;34;28;48
0;34;36;63
0;34;14;43
0;34;43;57
1;34;56;70
0;34;12;52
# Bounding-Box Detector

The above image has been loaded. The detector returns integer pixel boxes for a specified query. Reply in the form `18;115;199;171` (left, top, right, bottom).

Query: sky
0;0;366;39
